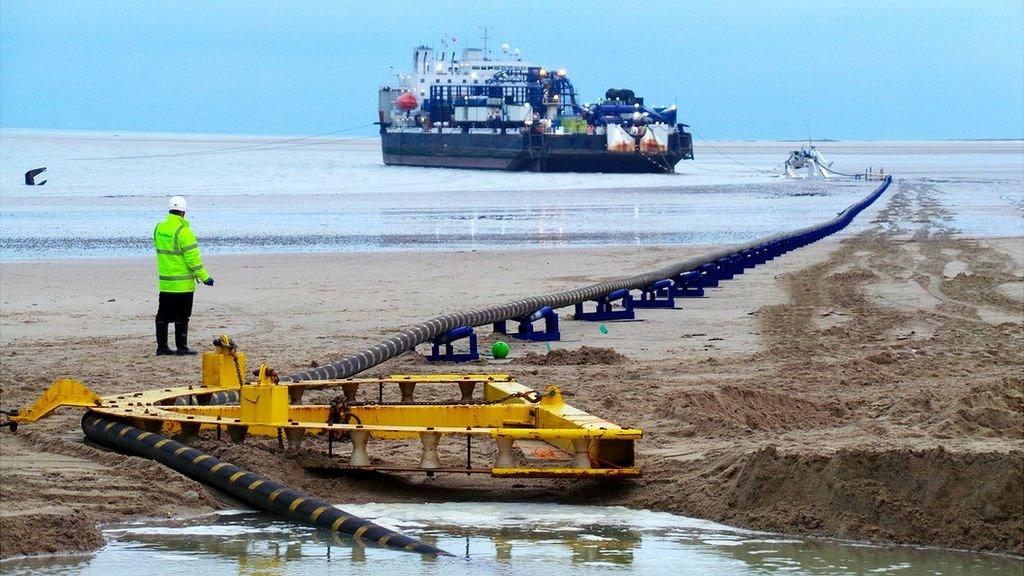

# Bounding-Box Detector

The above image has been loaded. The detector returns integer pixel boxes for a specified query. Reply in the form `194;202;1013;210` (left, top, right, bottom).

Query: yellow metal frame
11;350;641;478
11;378;103;422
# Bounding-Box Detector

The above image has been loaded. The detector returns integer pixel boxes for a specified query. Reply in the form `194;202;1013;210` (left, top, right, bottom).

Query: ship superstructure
377;42;693;172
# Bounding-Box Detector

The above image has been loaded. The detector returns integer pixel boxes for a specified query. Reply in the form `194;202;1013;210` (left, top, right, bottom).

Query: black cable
284;177;892;384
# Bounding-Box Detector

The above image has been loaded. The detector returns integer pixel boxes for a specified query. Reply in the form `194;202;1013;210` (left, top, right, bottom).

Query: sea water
2;503;1019;575
4;131;1018;261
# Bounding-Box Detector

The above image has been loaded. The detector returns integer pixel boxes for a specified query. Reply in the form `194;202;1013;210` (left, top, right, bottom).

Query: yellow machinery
8;338;641;478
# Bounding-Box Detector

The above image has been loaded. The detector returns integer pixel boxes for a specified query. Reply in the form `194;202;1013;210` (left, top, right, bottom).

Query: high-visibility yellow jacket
153;213;210;293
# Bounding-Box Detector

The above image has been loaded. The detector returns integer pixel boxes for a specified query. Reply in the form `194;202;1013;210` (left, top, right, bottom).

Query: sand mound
722;447;1024;555
656;385;842;432
519;346;628;365
931;377;1024;438
0;511;104;558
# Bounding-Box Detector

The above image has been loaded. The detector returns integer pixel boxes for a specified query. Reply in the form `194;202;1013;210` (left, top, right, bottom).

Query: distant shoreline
2;127;1022;144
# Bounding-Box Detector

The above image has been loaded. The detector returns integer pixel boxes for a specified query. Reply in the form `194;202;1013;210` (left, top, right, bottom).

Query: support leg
399;382;416;402
227;425;248;444
285;427;305;452
342;382;359;402
177;422;200;441
419;432;441;469
350;430;370;466
494;437;515;468
572;438;591;469
141;419;163;433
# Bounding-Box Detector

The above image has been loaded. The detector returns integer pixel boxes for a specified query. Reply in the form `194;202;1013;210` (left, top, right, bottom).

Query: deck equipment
8;343;641;478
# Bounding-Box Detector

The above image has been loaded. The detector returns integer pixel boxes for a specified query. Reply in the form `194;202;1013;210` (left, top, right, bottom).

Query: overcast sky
1;0;1022;140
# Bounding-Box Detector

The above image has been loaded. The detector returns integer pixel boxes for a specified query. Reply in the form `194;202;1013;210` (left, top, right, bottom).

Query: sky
1;0;1022;140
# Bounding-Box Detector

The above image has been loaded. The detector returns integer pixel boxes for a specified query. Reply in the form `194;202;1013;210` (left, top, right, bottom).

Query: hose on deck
285;177;891;383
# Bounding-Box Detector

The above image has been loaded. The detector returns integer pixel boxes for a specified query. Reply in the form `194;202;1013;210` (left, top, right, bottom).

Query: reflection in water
1;179;885;260
4;133;1022;261
1;503;1020;576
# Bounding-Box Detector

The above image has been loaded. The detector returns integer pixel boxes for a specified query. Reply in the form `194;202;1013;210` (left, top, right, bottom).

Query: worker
153;196;213;355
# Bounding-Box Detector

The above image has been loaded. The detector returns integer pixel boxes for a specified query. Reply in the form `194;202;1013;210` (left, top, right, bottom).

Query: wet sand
1;179;1022;558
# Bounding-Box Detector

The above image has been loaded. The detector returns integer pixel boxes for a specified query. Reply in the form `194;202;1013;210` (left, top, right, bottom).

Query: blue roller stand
751;245;771;265
574;289;635;321
740;249;757;269
726;254;746;275
427;326;479;362
634;279;676;308
715;257;736;280
493;306;561;342
696;263;720;287
672;271;705;298
769;239;791;258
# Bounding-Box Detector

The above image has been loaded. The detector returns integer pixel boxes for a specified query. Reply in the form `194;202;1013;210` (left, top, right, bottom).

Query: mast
480;25;493;60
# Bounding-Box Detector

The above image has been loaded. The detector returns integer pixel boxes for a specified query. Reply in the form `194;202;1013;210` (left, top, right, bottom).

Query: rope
818;165;863;178
691;129;857;178
689;128;776;174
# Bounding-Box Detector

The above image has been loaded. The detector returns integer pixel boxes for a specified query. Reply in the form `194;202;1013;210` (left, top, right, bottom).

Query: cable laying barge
378;43;694;172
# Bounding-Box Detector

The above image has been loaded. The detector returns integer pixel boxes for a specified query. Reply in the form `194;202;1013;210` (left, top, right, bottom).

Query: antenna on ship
480;25;493;59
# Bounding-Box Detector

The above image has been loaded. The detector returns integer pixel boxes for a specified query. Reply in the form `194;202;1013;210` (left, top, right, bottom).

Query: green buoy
492;340;510;359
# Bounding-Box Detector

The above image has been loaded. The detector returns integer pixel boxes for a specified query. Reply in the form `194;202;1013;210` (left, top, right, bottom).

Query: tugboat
377;41;693;173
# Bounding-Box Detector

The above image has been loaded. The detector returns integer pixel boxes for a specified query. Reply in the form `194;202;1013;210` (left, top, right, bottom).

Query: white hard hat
168;196;187;211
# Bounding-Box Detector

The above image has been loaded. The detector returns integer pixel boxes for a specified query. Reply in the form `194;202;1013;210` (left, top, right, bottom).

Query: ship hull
381;131;692;173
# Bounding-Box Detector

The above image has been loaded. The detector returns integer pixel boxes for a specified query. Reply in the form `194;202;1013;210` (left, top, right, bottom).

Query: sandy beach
1;175;1021;558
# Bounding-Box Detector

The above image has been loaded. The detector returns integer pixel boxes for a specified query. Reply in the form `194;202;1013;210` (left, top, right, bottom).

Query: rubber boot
155;321;174;356
175;322;198;355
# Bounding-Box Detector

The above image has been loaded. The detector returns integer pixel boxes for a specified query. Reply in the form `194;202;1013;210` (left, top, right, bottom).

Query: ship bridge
406;45;536;100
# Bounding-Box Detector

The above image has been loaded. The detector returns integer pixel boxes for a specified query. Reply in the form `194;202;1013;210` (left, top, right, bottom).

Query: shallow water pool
3;502;1019;575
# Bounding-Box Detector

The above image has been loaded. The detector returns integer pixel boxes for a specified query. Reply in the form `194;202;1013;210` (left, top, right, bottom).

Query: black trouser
156;292;194;323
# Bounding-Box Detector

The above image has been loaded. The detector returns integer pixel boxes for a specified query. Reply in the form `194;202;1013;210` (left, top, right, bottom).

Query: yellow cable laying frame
12;371;641;478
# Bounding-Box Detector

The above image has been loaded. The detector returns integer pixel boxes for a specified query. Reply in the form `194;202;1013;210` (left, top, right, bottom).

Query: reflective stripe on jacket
154;213;210;293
